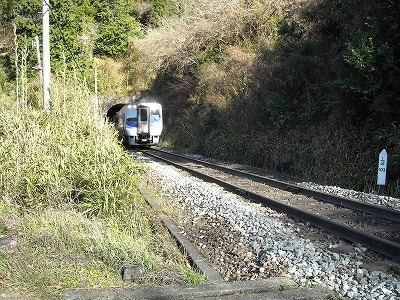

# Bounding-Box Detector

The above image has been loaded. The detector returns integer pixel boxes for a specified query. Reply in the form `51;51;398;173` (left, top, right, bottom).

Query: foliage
0;0;143;85
146;0;178;27
0;0;41;81
277;18;304;38
148;0;400;197
0;0;90;73
93;0;142;57
0;71;205;297
197;39;224;64
342;35;395;117
49;0;88;70
264;92;291;129
0;75;144;215
0;204;203;298
1;0;41;37
246;0;400;129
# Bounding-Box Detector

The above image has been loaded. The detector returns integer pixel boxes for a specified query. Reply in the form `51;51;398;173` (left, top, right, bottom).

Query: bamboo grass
0;73;205;299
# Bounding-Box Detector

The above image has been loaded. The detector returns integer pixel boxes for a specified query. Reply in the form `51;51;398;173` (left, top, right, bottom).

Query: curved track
141;148;400;262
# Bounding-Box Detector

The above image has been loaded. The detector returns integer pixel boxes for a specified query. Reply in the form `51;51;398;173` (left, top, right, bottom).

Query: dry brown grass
191;45;257;110
131;0;290;76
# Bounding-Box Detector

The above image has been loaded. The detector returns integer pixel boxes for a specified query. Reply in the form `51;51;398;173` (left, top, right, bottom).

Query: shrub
94;0;142;57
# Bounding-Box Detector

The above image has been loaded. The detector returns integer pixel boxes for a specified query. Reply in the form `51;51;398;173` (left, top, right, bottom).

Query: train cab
111;102;163;146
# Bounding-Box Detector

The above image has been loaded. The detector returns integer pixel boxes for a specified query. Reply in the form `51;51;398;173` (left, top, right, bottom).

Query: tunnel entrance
106;103;126;121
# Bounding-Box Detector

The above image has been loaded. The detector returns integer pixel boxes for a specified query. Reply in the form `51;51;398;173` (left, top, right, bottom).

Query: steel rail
152;148;400;223
142;149;400;262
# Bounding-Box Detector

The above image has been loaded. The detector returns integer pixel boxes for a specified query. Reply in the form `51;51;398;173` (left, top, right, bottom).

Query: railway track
141;147;400;263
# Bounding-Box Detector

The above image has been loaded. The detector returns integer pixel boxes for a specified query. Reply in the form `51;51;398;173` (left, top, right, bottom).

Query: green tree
0;0;42;80
93;0;142;58
0;0;41;37
50;0;88;70
0;0;91;76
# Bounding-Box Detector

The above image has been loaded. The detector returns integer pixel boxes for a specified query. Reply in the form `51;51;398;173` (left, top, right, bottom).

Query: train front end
126;102;163;146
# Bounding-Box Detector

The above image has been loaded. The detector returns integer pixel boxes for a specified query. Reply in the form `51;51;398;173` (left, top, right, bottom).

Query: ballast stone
145;158;400;300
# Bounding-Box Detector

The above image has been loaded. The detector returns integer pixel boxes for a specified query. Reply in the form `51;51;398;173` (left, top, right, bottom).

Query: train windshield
126;109;137;127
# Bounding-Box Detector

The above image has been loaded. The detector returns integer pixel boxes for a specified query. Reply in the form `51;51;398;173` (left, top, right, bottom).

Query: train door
138;106;150;141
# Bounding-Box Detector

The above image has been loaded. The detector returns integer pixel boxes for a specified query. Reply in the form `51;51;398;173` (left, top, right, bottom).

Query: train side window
151;109;160;120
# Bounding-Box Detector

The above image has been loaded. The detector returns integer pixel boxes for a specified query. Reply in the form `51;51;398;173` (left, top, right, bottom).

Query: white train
111;102;163;146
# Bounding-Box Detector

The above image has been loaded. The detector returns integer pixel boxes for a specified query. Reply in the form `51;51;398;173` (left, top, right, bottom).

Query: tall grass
0;74;205;298
0;74;145;216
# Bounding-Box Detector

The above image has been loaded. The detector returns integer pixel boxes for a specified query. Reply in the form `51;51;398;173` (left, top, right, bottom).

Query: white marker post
377;149;388;195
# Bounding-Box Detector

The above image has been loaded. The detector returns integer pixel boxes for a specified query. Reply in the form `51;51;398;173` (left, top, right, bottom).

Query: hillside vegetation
132;0;400;197
1;0;399;198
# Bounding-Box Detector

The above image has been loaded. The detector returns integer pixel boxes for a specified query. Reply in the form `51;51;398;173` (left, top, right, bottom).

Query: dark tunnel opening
106;103;126;121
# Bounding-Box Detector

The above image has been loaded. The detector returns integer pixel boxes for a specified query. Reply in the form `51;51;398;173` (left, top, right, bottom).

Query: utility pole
42;0;51;112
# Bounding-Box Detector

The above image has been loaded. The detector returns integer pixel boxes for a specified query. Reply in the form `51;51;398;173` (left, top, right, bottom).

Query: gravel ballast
298;182;400;212
141;156;400;300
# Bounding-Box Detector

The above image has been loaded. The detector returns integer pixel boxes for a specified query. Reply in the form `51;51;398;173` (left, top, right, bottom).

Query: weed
181;267;207;285
0;70;205;297
329;293;346;300
281;283;297;291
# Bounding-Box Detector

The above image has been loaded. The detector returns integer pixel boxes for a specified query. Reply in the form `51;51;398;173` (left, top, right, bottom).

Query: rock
121;264;142;282
0;235;15;248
